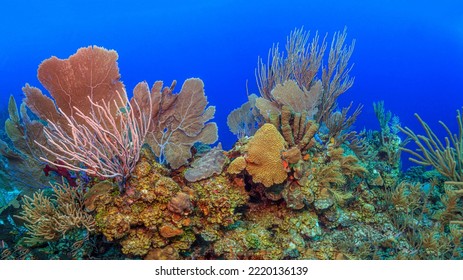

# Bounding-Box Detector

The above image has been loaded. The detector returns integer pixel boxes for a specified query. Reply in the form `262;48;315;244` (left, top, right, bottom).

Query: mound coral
245;123;288;187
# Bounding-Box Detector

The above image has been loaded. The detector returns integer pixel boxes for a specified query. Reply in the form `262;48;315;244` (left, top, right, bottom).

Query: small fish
314;133;323;145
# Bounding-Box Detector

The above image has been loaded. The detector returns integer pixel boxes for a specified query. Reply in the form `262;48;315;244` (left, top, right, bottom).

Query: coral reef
1;28;462;260
87;148;248;259
16;47;218;191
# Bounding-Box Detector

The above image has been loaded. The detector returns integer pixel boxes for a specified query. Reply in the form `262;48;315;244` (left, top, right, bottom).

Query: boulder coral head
245;123;288;187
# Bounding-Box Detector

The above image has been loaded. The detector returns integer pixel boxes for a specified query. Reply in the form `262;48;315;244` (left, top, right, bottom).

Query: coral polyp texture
1;28;462;260
244;123;288;187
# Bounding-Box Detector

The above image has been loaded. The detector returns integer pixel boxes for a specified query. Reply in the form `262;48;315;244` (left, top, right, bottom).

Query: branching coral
15;183;95;245
325;102;363;147
399;108;463;182
256;28;326;100
254;104;320;152
36;91;151;190
318;28;355;123
255;27;355;123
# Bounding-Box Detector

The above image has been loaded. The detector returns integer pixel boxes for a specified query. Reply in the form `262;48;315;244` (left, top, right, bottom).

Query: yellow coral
16;183;95;245
121;228;153;256
227;156;247;174
246;124;287;187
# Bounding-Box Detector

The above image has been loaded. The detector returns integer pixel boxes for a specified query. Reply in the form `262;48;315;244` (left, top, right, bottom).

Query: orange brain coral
245;123;287;187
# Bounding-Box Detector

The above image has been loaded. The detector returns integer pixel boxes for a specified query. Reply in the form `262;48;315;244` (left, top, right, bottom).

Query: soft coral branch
36;92;151;191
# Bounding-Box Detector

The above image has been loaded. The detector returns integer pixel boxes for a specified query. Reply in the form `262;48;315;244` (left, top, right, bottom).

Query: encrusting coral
184;144;228;182
87;148;248;258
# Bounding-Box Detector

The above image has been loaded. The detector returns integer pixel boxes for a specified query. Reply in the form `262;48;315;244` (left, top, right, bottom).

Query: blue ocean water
0;0;462;164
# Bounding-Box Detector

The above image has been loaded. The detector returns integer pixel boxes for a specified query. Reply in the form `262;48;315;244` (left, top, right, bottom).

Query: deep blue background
1;0;462;168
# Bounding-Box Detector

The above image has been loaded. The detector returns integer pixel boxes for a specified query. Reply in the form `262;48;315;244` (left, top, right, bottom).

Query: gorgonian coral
131;79;218;169
21;46;217;188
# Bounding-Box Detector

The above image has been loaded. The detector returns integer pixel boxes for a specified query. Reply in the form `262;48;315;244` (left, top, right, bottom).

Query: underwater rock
83;181;116;212
167;192;193;215
314;188;334;211
159;224;184;238
144;245;179;260
184;145;227;182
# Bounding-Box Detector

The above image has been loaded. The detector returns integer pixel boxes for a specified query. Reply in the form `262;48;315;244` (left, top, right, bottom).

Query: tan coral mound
246;123;287;187
227;156;247;174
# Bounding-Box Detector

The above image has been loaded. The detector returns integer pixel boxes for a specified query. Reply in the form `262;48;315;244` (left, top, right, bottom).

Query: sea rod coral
400;108;463;182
